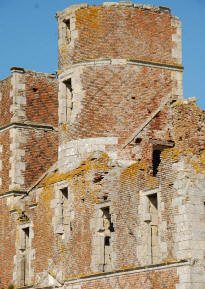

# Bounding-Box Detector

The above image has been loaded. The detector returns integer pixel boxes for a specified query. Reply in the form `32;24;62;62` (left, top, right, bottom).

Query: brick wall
64;264;181;289
0;131;12;193
0;197;16;288
0;77;12;127
24;128;58;189
0;69;58;193
58;4;180;71
24;72;58;126
64;65;173;143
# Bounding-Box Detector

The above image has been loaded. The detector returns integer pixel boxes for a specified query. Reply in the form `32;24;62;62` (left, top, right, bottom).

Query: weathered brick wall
0;131;12;193
0;69;58;193
19;147;175;280
0;77;12;127
64;65;173;143
20;127;58;189
0;197;16;288
172;101;205;152
64;265;180;289
24;72;58;126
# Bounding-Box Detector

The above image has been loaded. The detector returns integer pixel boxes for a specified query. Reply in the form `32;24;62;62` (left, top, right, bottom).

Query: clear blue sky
0;0;204;108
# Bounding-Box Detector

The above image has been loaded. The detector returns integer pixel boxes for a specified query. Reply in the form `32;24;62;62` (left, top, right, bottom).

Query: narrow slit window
147;193;159;264
19;227;30;286
65;19;71;43
64;79;73;122
22;227;30;249
152;149;161;176
60;187;71;237
95;205;114;272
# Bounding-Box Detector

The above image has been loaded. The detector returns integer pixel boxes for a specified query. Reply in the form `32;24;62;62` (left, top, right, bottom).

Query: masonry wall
0;131;11;193
57;2;183;156
62;65;173;143
0;69;58;194
57;3;181;71
14;127;58;190
0;76;12;127
64;264;182;289
0;197;17;288
24;71;58;126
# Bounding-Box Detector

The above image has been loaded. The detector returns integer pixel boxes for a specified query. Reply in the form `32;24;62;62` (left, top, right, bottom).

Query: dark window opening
65;19;70;30
64;79;72;96
105;236;110;246
152;149;161;176
64;79;73;121
148;193;158;210
65;19;71;43
22;227;30;250
23;227;29;238
101;207;115;232
32;88;38;92
61;187;68;199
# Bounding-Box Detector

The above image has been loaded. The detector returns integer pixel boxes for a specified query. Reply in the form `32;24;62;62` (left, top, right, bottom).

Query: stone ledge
0;190;27;198
64;259;190;284
0;122;57;133
10;66;56;78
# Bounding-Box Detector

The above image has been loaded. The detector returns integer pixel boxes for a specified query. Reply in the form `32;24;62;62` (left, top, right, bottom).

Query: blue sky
0;0;204;108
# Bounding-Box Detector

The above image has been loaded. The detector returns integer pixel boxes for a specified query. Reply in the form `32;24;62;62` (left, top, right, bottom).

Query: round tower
56;2;183;171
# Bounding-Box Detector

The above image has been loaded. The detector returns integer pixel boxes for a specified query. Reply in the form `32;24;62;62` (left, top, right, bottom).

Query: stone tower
56;2;183;172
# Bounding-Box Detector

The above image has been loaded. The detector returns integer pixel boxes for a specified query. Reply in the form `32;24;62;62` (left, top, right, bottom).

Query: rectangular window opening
147;193;159;264
22;227;30;250
105;236;110;246
64;79;73;122
152;149;161;176
65;19;71;43
96;205;114;272
61;187;68;200
19;227;30;286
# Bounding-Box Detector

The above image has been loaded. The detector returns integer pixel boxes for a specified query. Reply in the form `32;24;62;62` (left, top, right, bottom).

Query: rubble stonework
0;2;205;289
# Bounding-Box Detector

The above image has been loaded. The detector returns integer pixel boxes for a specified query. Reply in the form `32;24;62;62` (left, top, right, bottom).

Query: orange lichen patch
188;150;205;174
76;6;103;38
161;147;205;175
61;123;67;132
120;161;158;190
37;152;111;206
120;161;148;184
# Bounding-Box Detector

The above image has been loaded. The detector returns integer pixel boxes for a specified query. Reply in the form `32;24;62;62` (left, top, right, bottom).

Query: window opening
61;187;69;226
147;194;159;264
64;79;73;122
97;206;114;272
65;19;71;44
19;227;30;286
152;149;161;176
58;187;72;238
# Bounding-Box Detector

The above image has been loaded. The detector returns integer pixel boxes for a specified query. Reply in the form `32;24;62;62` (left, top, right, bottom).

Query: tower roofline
56;2;171;20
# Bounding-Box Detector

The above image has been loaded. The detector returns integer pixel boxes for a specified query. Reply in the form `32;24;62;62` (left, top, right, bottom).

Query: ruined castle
0;2;205;289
